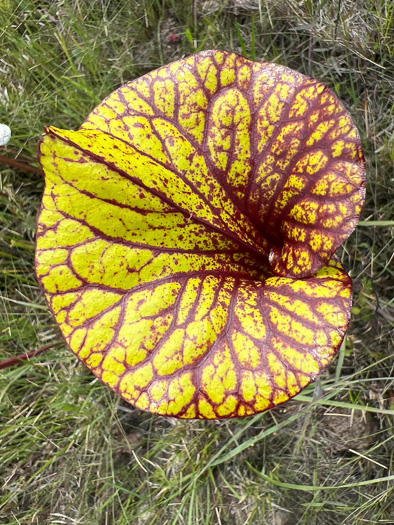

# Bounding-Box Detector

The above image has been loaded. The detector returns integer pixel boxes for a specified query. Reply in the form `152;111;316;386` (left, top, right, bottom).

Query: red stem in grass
0;154;44;176
0;342;63;370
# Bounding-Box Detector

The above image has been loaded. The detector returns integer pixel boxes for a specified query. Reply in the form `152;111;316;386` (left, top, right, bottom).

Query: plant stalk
0;154;43;176
0;342;62;370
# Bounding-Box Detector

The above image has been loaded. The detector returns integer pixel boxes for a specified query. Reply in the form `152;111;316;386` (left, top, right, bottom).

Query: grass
0;0;393;523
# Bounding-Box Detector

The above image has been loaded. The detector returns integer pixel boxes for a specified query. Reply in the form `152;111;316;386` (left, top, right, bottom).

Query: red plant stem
0;154;43;176
0;342;62;370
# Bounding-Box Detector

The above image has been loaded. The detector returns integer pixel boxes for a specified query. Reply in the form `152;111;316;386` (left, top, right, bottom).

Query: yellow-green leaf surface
36;51;365;419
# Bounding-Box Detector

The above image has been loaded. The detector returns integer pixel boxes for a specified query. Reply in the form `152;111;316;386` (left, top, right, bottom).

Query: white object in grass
0;124;11;146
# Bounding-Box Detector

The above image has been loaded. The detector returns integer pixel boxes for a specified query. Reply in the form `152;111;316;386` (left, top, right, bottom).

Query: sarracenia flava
36;51;366;419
